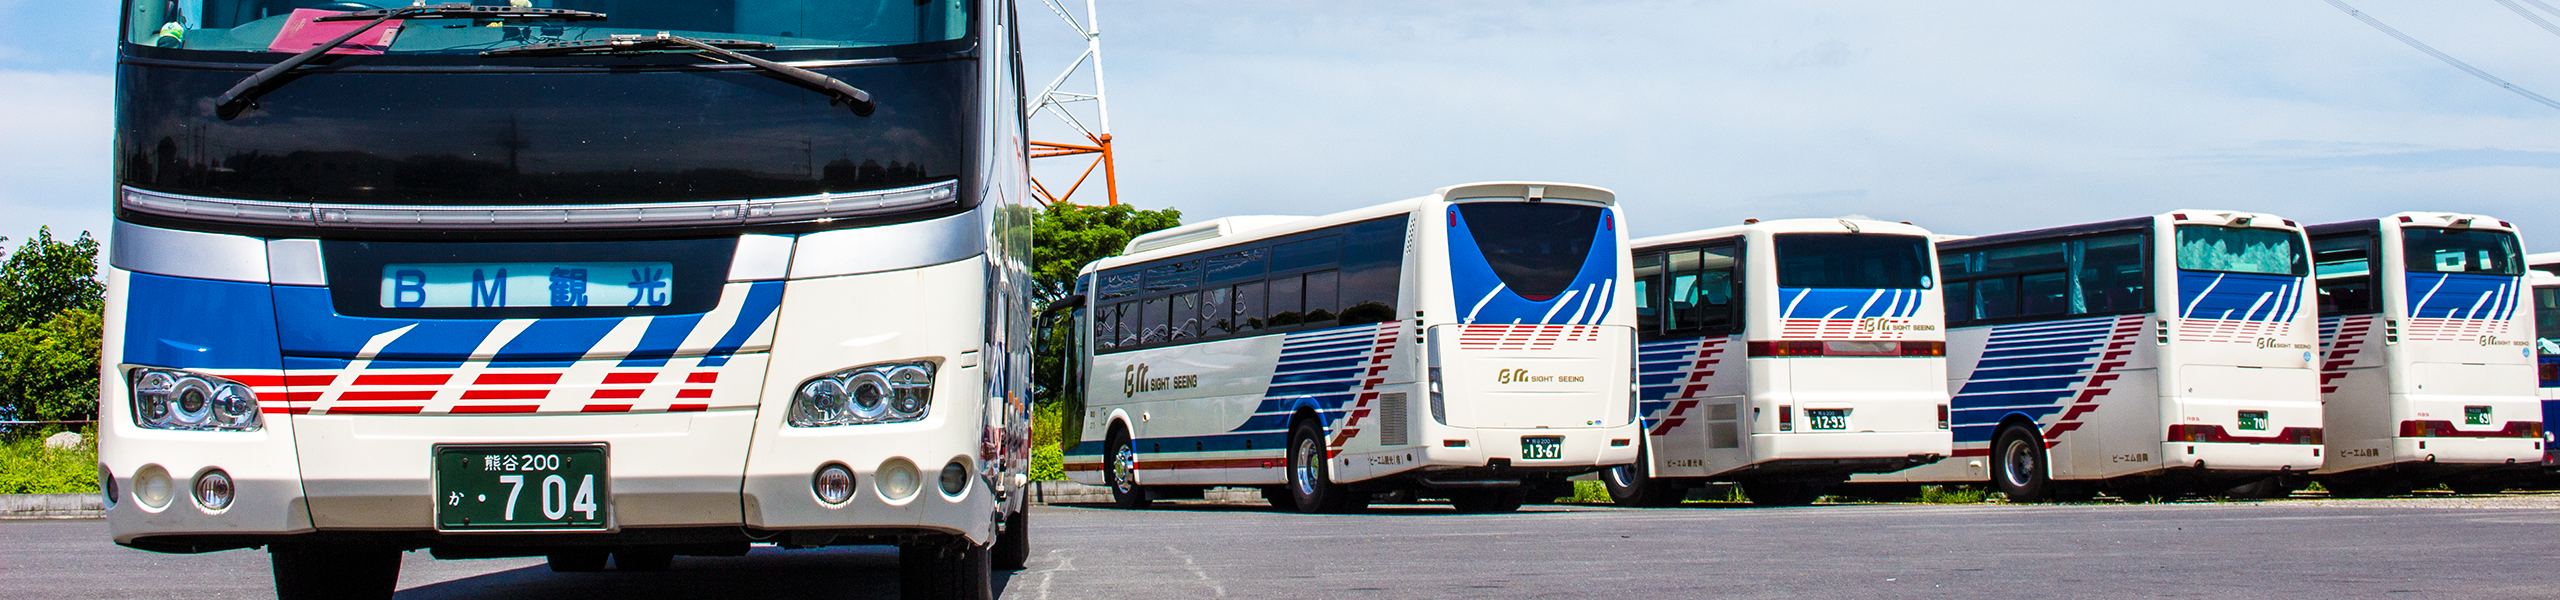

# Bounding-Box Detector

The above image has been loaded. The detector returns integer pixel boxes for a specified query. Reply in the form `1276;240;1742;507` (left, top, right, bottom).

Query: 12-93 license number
435;445;608;531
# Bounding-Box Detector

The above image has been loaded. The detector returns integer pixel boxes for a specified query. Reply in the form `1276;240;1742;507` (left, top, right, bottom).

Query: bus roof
1630;217;1933;250
2308;212;2521;237
1941;210;2299;251
2529;251;2560;276
1091;182;1614;274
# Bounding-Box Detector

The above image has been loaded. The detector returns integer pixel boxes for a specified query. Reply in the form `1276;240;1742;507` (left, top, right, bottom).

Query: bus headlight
128;368;263;432
788;360;936;427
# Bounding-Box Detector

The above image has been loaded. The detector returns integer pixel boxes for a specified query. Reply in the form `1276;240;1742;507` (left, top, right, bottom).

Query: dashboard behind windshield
128;0;969;53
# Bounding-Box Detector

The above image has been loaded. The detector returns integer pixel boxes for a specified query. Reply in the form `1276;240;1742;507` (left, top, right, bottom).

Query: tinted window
1303;271;1340;327
1663;244;1741;334
2538;286;2559;344
2313;233;2378;315
1098;272;1141;300
1113;302;1137;348
1453;202;1604;300
1205;249;1267;282
1232;281;1265;334
1337;217;1408;326
1139;297;1168;344
2402;228;2523;276
1169;292;1200;341
2176;225;2306;276
1634;252;1663;333
1774;233;1931;289
1093;301;1117;351
1144;261;1200;293
1201;287;1232;338
2077;234;2149;314
1944;230;2152;326
1090;215;1405;353
2021;272;2069;317
1273;236;1341;273
132;0;973;52
1267;276;1303;327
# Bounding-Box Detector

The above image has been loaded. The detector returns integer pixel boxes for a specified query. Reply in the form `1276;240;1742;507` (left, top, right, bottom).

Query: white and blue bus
1880;211;2322;501
102;2;1033;598
2307;214;2541;496
1600;218;1952;506
2532;254;2559;476
1053;183;1642;513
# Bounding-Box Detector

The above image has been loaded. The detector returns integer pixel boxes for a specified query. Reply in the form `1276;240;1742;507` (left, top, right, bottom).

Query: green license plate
1521;436;1563;460
2237;410;2268;431
2466;406;2493;426
1807;409;1849;431
435;445;608;531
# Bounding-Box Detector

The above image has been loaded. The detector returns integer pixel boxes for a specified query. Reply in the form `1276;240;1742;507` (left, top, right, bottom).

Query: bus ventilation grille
1379;393;1410;446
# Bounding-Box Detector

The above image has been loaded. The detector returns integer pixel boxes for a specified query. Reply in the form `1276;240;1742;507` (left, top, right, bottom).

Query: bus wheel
992;508;1030;570
545;550;609;572
1105;430;1151;509
1738;478;1825;506
270;543;399;600
1449;488;1528;513
900;537;994;600
1288;420;1358;513
1603;461;1685;507
1992;425;2056;502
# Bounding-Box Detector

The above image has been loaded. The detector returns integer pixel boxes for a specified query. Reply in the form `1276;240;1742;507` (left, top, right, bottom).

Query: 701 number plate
435;445;608;531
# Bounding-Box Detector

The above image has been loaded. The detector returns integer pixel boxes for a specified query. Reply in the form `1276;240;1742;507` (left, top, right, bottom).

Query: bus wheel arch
1102;420;1149;509
1990;416;2057;502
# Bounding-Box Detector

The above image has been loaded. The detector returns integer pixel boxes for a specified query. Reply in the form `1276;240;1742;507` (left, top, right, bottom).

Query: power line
2320;0;2560;111
2493;0;2560;39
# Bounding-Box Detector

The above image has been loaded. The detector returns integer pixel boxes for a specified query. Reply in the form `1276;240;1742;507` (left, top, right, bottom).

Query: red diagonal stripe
354;374;451;386
474;373;562;385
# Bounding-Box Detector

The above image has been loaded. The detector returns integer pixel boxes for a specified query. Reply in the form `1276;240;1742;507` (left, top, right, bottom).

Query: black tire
900;538;994;600
614;549;673;572
1603;444;1688;507
1448;488;1528;513
992;508;1030;570
1738;478;1826;507
545;550;609;573
1991;425;2056;503
1104;429;1151;510
271;544;400;600
1287;419;1363;513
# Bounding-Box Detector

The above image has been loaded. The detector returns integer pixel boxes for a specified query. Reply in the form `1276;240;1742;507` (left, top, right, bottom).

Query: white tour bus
2533;254;2560;477
1879;211;2322;501
2306;214;2541;496
1600;218;1952;506
1052;182;1642;513
101;1;1033;598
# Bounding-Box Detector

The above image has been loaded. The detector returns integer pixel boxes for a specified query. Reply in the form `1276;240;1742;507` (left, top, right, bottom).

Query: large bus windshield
1453;202;1603;300
1774;233;1930;289
128;0;970;52
2175;225;2304;276
2402;228;2523;276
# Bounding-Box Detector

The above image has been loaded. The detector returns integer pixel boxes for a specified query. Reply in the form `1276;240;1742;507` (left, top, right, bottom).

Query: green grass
1919;484;1989;504
1029;401;1068;481
1557;480;1612;503
0;430;98;494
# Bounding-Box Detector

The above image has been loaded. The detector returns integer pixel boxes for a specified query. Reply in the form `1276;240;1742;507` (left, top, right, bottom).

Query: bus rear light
1745;341;1943;357
1937;404;1950;430
1777;405;1793;432
2165;424;2323;444
1442;439;1468;448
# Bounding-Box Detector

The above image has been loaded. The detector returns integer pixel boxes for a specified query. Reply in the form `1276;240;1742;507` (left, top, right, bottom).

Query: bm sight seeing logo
1122;364;1198;398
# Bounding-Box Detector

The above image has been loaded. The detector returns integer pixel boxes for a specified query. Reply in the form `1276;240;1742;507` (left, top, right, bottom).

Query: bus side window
1668;245;1739;334
1140;297;1169;344
1303;270;1340;327
1267;276;1304;327
1944;280;1975;323
1634;252;1663;334
1201;287;1231;337
2076;234;2150;315
1115;302;1139;348
1171;291;1200;340
2021;272;2069;316
1337;216;1408;326
1094;300;1117;350
1976;278;2020;320
1234;281;1265;333
2313;234;2377;315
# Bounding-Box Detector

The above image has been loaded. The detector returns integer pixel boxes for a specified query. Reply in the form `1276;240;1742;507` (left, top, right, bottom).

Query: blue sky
4;1;2558;249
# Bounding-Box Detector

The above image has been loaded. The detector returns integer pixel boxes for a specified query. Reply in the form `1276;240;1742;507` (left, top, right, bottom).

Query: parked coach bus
1600;218;1951;506
2533;254;2559;476
1877;211;2322;501
1052;182;1642;513
2307;214;2541;496
103;2;1032;598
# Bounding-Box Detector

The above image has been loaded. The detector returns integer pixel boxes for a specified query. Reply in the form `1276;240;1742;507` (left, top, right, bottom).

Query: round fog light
939;459;971;497
877;458;921;501
133;464;173;510
813;464;855;505
194;470;234;511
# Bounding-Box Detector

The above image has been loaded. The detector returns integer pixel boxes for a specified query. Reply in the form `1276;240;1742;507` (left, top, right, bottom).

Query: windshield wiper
483;32;876;116
214;3;607;119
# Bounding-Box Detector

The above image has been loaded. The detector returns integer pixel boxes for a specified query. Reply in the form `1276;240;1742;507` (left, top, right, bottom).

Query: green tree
0;228;105;332
0;309;102;424
1030;202;1181;404
0;228;105;429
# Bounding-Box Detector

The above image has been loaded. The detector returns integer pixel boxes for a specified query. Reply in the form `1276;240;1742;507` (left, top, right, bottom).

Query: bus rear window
1774;234;1930;289
1453;202;1605;301
2402;228;2523;276
2175;226;2305;276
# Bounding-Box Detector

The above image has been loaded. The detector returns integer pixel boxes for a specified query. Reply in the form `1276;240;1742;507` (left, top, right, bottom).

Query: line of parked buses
1045;181;2558;512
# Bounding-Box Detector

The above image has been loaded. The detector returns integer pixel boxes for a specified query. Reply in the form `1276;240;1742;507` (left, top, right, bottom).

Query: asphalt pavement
7;495;2560;599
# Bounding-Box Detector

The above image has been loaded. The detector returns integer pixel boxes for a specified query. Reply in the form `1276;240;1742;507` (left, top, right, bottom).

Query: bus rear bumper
1748;430;1952;467
2161;441;2323;473
1418;424;1642;471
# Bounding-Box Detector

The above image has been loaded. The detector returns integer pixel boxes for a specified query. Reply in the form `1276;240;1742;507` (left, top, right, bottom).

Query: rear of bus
2156;212;2324;484
2312;214;2539;493
1415;183;1641;489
